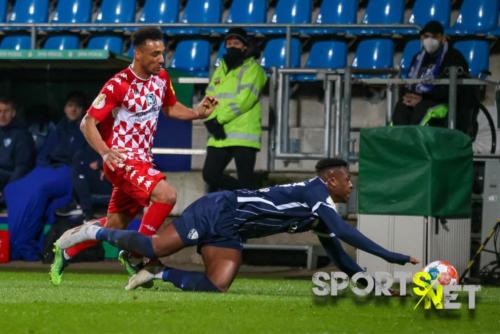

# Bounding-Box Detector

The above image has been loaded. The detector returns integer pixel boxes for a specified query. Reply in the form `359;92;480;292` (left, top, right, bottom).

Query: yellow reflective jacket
205;57;267;149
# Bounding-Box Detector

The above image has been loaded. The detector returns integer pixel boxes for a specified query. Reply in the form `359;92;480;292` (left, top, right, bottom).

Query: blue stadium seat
302;0;358;35
169;40;211;77
260;38;301;69
87;35;124;54
0;0;8;22
51;0;92;24
294;40;348;81
399;39;421;78
454;40;490;78
452;0;498;35
138;0;179;28
0;35;31;49
214;42;226;67
43;35;80;50
167;0;222;35
358;0;404;35
95;0;136;29
352;39;394;77
8;0;49;24
408;0;451;33
225;0;267;33
259;0;311;34
127;46;135;59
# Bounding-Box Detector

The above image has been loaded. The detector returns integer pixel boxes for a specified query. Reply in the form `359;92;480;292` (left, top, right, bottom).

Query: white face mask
422;37;440;54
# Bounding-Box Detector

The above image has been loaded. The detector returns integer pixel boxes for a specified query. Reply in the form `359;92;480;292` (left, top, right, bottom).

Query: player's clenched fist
195;96;218;118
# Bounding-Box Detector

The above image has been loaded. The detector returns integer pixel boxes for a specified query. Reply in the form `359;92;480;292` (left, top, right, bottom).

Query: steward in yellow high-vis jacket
203;27;267;192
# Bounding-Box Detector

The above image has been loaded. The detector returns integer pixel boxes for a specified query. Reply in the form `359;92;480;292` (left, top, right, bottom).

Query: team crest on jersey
146;93;156;108
187;228;199;240
147;168;160;176
92;93;106;109
3;138;11;147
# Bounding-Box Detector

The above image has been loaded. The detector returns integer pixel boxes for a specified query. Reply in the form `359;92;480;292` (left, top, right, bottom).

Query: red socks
64;217;107;259
138;202;174;236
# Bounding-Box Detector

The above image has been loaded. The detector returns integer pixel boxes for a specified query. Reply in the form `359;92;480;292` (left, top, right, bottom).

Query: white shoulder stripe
236;196;308;210
311;201;337;213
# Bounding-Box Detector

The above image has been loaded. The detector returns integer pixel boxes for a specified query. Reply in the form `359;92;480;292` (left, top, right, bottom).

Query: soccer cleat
55;202;83;217
56;221;101;249
118;250;142;277
125;269;155;291
49;243;68;286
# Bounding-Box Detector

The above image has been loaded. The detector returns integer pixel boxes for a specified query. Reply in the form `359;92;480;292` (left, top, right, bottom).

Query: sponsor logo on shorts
187;229;199;240
148;168;160;176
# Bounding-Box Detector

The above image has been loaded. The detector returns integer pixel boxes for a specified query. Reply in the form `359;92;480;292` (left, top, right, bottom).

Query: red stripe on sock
138;202;174;236
64;217;106;258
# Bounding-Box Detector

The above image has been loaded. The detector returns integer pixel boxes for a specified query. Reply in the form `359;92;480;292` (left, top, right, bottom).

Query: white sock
86;224;102;240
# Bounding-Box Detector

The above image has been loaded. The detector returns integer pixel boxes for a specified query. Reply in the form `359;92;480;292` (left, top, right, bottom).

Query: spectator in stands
0;97;36;210
202;28;267;192
392;21;469;127
56;145;112;221
4;92;87;260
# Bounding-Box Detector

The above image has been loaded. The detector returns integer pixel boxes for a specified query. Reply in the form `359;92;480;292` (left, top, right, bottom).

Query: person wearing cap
202;28;267;192
392;20;469;127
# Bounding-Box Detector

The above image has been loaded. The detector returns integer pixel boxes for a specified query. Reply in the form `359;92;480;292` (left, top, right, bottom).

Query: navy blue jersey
233;177;410;265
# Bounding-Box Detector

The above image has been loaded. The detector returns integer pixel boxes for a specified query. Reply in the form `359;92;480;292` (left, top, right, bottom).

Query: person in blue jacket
0;97;36;210
56;158;419;292
4;92;87;260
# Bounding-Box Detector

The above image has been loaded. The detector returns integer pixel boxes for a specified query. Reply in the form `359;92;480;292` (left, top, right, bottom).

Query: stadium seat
0;0;7;23
399;39;421;78
43;35;80;50
138;0;179;28
452;0;498;35
169;40;211;77
293;40;348;81
261;0;312;34
8;0;50;24
167;0;222;35
214;42;226;67
95;0;136;29
408;0;451;33
302;0;358;35
225;0;267;33
352;38;394;77
454;40;490;78
87;35;124;54
260;38;301;69
127;46;135;59
51;0;93;24
0;35;31;49
359;0;404;35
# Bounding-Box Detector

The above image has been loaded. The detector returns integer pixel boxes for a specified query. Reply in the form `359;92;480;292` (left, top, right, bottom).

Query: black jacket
37;117;85;167
0;120;35;187
404;46;470;103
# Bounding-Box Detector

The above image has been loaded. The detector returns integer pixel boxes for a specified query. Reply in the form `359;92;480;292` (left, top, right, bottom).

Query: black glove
204;119;226;140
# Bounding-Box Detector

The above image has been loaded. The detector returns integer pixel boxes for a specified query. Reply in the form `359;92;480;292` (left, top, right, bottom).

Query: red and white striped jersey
87;66;177;163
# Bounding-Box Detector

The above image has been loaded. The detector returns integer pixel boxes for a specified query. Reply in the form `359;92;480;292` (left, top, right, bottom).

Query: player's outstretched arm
316;235;364;277
163;97;218;120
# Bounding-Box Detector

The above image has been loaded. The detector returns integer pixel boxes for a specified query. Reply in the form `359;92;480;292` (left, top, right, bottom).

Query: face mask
223;47;245;70
422;37;440;54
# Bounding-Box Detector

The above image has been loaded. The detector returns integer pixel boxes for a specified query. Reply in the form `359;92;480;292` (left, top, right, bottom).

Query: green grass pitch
0;271;499;333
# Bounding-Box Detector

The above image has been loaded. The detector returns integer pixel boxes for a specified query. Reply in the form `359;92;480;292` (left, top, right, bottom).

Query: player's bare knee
152;183;177;205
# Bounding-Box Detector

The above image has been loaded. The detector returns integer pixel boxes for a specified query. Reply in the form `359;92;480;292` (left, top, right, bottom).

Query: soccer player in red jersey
50;27;217;285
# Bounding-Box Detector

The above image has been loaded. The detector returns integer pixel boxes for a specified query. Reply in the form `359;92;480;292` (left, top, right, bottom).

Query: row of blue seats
0;0;499;36
0;34;489;80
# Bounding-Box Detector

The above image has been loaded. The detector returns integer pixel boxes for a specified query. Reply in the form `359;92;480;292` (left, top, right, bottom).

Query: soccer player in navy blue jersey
56;158;419;292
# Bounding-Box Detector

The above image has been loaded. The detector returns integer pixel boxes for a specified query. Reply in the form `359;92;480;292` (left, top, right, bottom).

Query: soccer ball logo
423;260;459;286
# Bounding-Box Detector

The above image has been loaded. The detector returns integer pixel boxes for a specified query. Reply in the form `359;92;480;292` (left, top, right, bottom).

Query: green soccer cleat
118;250;154;288
50;243;68;286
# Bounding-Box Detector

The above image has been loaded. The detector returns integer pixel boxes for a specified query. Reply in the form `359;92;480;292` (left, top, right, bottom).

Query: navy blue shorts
172;191;243;252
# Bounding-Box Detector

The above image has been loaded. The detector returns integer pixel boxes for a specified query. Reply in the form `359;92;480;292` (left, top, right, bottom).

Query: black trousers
392;98;447;127
72;151;112;218
202;146;258;192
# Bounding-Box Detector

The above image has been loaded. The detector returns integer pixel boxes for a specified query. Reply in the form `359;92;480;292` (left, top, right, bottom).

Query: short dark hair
132;27;163;47
0;97;15;110
65;91;86;108
315;158;348;173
